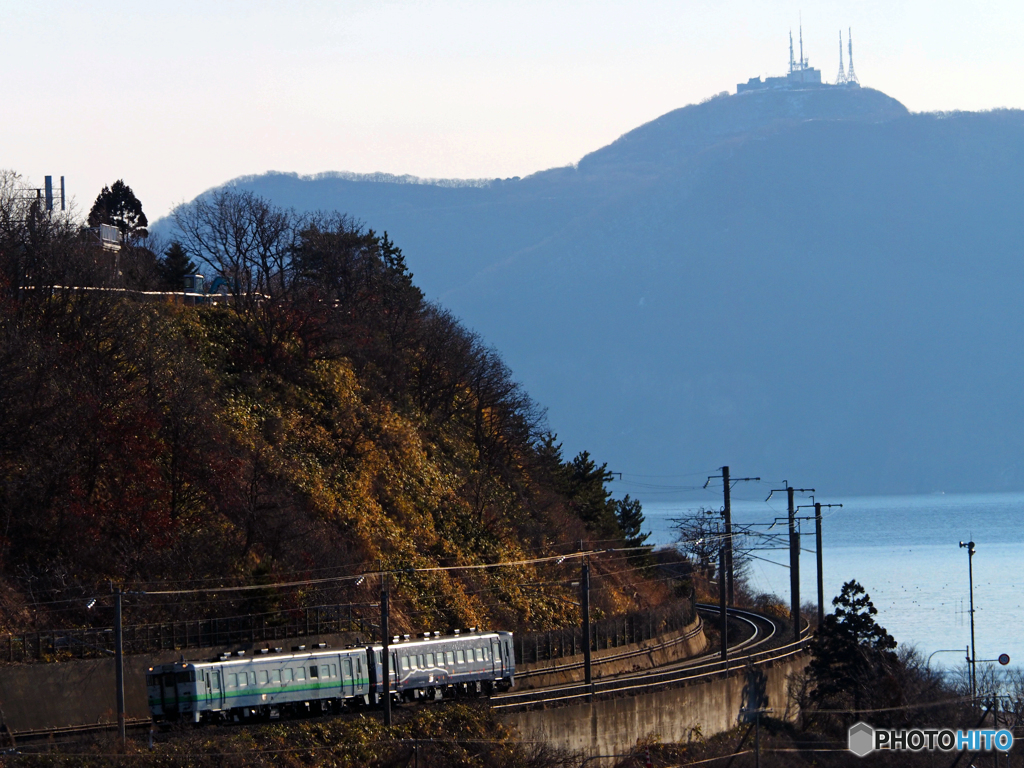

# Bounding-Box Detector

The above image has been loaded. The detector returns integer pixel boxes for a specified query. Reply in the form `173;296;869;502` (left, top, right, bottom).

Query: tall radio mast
836;30;846;84
846;27;859;84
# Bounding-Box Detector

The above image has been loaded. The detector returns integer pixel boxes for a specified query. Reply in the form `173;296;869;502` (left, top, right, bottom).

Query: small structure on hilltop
737;25;861;93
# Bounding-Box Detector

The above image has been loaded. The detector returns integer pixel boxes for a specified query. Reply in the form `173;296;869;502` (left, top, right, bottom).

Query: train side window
334;663;340;678
227;673;238;688
259;670;269;685
377;651;383;665
310;665;318;678
271;669;281;683
482;647;489;661
475;648;484;662
343;658;353;680
446;651;455;665
296;667;306;681
416;654;423;668
198;670;205;682
401;656;409;671
426;653;435;667
283;668;294;682
410;656;418;670
457;650;465;664
249;671;257;685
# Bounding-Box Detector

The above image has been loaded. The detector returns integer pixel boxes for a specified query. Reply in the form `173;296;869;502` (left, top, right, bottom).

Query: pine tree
616;495;648;549
88;180;149;240
159;241;198;291
808;580;898;716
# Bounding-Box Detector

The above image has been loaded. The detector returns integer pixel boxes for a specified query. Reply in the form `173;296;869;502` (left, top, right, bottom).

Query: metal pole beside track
381;574;391;726
114;587;125;746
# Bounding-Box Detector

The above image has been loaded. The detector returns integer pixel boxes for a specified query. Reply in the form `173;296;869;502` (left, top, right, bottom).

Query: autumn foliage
0;176;660;635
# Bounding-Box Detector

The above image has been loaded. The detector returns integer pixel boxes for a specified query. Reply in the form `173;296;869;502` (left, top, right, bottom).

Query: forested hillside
0;174;656;636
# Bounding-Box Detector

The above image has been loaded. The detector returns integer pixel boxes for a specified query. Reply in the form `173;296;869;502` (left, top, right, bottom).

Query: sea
639;491;1024;673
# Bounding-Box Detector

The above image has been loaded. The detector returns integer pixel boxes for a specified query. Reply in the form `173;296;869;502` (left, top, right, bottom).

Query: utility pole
794;501;842;628
718;537;728;661
581;558;593;700
815;503;824;628
788;487;799;642
381;572;391;726
705;467;758;606
768;484;813;643
114;586;125;746
959;540;977;701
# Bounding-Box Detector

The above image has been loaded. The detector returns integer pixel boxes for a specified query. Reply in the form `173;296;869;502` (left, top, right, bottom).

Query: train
147;629;515;723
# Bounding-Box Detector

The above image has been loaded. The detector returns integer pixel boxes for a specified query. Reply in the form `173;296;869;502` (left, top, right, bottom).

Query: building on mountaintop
737;26;861;93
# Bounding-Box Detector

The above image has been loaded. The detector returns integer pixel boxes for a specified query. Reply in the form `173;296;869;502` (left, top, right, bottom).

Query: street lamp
959;540;976;701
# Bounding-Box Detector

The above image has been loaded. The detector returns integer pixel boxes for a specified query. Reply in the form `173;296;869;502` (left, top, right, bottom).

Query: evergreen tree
159;241;198;290
88;180;149;240
808;580;898;717
563;451;620;537
616;495;648;548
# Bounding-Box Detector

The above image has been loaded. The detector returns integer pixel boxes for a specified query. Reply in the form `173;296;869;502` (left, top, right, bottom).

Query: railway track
5;607;804;745
491;605;802;711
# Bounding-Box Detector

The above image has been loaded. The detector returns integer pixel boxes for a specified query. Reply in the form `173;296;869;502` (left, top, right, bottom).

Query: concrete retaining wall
505;653;808;760
0;631;357;733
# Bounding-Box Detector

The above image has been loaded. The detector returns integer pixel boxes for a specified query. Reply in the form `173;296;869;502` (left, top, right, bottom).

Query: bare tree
173;188;297;306
672;507;724;580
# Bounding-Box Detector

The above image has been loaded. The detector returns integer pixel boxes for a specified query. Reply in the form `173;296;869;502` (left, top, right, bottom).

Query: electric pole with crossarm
768;483;814;642
705;467;759;607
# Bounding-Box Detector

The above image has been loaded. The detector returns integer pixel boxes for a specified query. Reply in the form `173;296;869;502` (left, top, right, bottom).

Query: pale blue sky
3;0;1021;219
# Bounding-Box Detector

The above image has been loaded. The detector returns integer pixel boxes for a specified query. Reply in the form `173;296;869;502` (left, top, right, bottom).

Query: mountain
162;86;1024;497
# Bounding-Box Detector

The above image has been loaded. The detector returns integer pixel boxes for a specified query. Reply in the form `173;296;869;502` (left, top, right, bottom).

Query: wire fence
515;599;696;665
1;604;370;663
2;598;695;665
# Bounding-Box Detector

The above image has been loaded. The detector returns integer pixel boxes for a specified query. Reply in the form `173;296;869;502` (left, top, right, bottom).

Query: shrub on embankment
0;705;581;768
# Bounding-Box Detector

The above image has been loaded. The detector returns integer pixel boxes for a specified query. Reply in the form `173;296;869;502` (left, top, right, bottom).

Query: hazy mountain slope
170;90;1024;496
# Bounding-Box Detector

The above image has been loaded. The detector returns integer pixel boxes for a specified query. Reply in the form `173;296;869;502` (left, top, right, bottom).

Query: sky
4;0;1023;221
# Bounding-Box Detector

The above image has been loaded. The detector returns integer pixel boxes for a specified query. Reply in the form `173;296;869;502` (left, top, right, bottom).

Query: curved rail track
6;607;806;746
491;605;804;711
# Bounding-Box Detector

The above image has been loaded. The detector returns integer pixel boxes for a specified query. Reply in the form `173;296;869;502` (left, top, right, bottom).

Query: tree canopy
88;180;149;240
807;579;899;717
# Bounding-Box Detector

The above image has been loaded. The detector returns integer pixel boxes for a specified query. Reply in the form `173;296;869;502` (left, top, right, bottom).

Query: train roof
149;629;513;671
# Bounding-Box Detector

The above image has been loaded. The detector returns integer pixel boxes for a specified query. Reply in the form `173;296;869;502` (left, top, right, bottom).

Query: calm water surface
640;492;1024;671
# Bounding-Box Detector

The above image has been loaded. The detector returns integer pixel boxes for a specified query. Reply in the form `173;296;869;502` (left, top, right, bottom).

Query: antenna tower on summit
846;27;859;84
836;30;846;84
789;30;796;73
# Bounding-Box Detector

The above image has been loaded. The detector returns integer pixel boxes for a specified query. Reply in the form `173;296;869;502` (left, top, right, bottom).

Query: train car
148;645;371;723
370;629;515;701
147;629;515;723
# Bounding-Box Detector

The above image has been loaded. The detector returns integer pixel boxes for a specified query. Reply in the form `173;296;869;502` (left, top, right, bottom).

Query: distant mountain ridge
162;87;1024;497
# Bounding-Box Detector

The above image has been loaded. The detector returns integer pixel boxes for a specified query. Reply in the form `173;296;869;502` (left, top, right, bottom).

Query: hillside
177;87;1024;496
0;179;658;635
